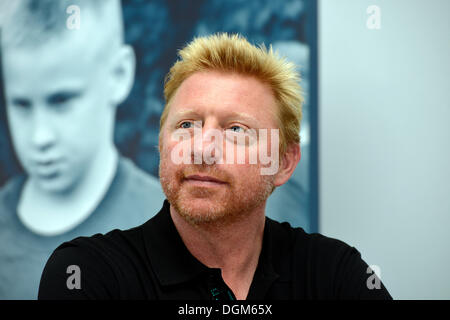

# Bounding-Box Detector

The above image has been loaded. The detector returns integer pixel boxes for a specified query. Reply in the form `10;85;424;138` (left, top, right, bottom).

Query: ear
273;143;301;187
107;44;136;106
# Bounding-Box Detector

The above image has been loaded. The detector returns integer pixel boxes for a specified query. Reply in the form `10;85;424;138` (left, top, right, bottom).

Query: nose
31;109;56;152
192;121;224;165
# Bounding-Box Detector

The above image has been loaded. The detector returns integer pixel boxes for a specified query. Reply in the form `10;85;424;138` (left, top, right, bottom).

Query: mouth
183;174;227;186
37;159;56;165
36;170;60;180
32;158;62;179
33;157;61;165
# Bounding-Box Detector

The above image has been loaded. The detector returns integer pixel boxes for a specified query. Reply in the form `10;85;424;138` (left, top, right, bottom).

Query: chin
178;203;229;225
172;192;238;225
33;175;74;195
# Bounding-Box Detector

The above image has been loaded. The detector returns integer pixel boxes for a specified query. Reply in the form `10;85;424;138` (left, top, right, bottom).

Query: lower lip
36;170;60;180
34;163;61;179
184;179;227;187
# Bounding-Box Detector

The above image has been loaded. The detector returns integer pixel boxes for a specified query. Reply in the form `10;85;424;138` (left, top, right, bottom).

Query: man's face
2;37;113;194
159;71;280;224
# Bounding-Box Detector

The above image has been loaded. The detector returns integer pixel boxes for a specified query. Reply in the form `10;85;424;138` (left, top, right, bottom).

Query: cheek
64;99;110;143
6;112;31;155
226;163;262;187
159;143;182;178
72;105;102;130
160;128;191;163
7;117;25;146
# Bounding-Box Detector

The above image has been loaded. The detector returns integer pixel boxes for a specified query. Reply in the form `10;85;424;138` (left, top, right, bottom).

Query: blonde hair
161;33;303;157
1;0;124;51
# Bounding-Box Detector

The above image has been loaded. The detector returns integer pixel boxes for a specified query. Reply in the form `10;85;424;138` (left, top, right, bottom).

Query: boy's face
2;37;113;194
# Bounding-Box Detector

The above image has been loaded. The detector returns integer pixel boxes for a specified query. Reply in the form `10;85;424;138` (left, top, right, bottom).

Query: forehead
168;71;278;127
1;34;103;95
1;9;110;76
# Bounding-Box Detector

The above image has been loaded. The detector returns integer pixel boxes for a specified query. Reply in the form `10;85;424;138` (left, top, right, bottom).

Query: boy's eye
11;98;32;110
47;92;80;106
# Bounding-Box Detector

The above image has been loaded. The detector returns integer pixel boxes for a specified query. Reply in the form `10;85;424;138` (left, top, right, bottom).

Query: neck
170;202;266;299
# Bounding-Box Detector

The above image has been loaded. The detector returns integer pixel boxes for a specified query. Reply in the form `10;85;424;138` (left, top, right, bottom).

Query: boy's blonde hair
160;33;303;157
0;0;123;52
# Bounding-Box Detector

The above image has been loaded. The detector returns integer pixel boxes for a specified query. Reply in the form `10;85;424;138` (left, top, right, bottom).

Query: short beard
159;162;274;227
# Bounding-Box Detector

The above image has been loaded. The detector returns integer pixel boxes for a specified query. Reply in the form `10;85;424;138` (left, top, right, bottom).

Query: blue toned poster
0;0;317;299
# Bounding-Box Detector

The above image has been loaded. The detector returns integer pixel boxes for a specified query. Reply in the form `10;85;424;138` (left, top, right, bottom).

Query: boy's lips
35;159;58;166
32;158;63;177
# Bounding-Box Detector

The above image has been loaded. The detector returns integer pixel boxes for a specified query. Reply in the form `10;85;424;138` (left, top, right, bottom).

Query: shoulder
267;218;356;267
49;223;146;269
104;157;165;223
266;219;392;299
38;224;146;299
304;231;359;263
267;217;352;251
116;157;165;205
119;156;161;191
0;175;25;219
0;175;25;200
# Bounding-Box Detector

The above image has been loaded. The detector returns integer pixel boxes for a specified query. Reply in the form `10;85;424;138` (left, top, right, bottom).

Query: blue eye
229;125;244;133
180;121;193;129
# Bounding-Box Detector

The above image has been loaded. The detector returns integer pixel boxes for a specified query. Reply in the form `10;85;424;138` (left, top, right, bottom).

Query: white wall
318;0;450;299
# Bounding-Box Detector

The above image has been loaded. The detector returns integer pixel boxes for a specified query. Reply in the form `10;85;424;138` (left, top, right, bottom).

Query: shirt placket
206;268;236;301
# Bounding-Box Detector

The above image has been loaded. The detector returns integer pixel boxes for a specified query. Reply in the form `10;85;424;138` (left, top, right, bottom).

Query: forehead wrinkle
171;109;261;126
168;107;278;132
165;71;280;131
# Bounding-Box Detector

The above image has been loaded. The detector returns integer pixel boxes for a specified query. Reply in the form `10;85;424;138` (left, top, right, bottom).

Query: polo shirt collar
143;199;280;293
143;199;208;286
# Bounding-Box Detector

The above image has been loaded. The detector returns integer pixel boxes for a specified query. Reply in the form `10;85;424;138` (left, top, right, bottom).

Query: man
38;33;392;300
0;0;165;299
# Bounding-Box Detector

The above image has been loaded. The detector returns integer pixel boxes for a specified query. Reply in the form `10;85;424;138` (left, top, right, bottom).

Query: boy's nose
31;112;56;152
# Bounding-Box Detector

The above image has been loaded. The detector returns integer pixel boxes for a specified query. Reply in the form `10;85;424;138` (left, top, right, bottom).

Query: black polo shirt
38;200;392;300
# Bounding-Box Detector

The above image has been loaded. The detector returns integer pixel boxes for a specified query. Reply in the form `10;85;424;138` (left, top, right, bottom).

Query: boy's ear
108;44;136;106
